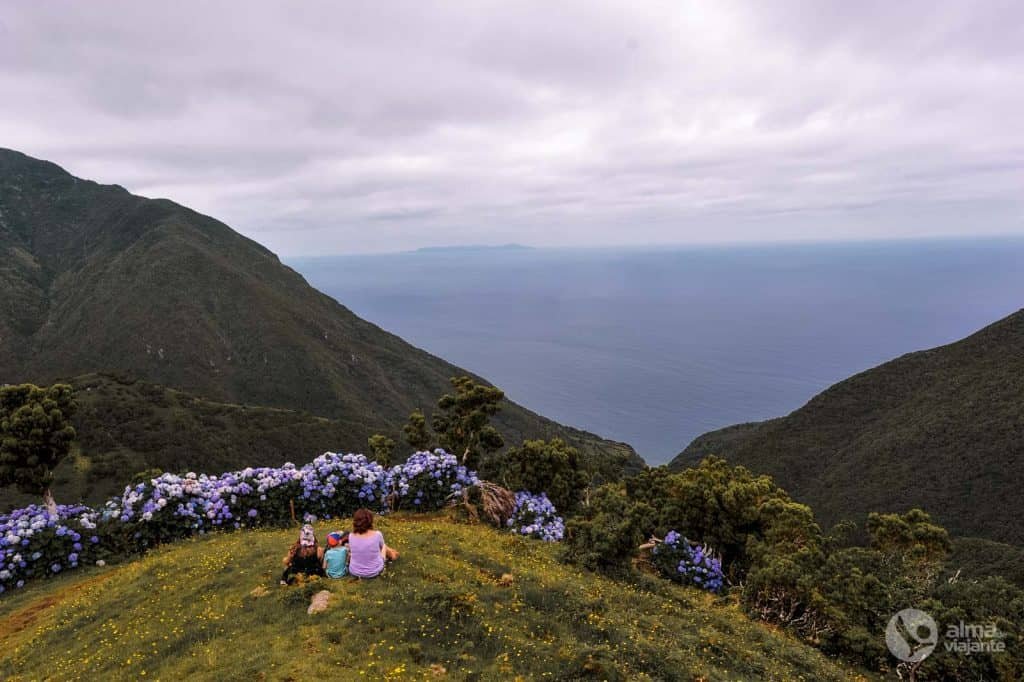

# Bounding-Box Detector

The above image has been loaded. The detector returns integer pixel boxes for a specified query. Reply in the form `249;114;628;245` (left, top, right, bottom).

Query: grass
0;515;875;681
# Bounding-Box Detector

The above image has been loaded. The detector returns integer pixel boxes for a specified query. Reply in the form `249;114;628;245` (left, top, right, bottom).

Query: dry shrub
447;481;515;527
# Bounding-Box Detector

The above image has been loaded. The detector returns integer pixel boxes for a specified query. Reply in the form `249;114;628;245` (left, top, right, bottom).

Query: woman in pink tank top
348;508;399;578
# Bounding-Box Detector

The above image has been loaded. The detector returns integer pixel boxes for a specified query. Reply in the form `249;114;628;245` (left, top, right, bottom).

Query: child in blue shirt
322;531;350;578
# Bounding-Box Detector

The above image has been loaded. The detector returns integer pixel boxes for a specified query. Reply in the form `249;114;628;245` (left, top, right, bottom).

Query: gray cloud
1;1;1021;255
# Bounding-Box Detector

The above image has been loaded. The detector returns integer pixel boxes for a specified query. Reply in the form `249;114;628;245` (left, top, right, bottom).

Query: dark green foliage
431;376;504;469
400;377;505;471
562;484;655;575
741;498;830;637
367;433;396;466
669;309;1024;545
741;507;1023;680
917;576;1024;681
0;148;644;504
0;373;378;509
585;460;834;635
129;468;165;486
402;410;432;451
0;373;640;512
948;537;1024;588
813;548;891;661
480;438;587;512
628;458;811;576
563;456;1020;678
744;509;951;663
0;383;76;510
564;458;815;580
865;508;951;603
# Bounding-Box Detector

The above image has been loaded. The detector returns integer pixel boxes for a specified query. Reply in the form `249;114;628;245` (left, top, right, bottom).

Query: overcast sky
2;2;1022;255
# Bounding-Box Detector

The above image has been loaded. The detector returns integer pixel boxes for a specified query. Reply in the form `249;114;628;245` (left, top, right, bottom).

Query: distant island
412;243;534;253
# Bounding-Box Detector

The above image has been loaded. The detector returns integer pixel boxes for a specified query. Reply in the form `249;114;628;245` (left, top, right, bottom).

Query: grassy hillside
0;515;874;681
669;310;1024;545
0;148;644;491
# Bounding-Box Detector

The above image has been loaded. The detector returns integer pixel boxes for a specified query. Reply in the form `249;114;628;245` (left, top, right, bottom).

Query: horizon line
282;231;1024;260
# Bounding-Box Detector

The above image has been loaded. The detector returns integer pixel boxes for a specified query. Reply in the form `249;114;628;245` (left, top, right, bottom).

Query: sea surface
290;238;1024;465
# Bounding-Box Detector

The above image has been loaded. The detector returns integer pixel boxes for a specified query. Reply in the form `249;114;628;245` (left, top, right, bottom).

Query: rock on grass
307;590;331;615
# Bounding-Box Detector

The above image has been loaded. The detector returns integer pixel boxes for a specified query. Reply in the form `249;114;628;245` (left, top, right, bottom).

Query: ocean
289;238;1024;465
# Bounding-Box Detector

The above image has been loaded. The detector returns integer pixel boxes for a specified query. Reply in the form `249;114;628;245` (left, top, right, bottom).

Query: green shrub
561;484;654;575
481;438;587;513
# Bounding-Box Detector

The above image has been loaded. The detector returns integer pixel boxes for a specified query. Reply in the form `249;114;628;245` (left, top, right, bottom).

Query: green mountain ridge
0;148;643;503
669;309;1024;545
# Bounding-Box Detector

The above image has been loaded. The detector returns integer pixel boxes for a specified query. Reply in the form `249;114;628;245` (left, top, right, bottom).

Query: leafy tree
562;483;655;575
626;457;799;575
564;458;816;580
577;449;634;500
431;376;504;469
866;508;951;604
367;434;397;466
814;547;892;663
484;438;587;513
0;383;77;515
867;508;951;561
402;410;432;451
921;576;1024;681
741;498;830;639
745;509;956;669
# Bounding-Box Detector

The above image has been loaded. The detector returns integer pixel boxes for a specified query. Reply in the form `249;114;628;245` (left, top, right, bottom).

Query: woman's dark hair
286;541;318;563
353;508;374;534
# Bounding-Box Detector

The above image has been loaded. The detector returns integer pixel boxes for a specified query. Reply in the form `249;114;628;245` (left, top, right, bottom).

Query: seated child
323;531;350;579
279;524;325;585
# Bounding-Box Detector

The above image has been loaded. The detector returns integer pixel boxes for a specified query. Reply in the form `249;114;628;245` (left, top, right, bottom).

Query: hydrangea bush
104;465;305;547
389;450;479;511
507;491;565;542
1;448;559;594
299;454;390;518
652;530;725;593
0;504;109;595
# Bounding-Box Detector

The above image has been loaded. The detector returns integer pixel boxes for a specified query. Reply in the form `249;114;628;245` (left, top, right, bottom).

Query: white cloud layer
2;1;1022;254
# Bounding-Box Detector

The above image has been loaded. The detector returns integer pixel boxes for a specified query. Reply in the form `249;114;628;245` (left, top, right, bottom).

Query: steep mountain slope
0;149;643;488
669;310;1024;544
